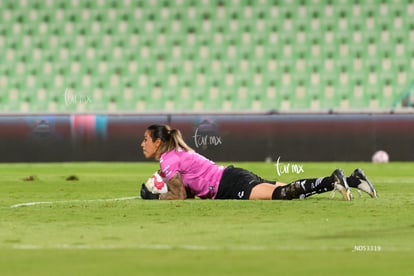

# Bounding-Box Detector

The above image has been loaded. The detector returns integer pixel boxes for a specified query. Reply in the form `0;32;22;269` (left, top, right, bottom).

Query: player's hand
140;183;160;200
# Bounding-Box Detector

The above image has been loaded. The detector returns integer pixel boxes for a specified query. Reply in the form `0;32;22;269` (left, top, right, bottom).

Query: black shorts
215;166;272;200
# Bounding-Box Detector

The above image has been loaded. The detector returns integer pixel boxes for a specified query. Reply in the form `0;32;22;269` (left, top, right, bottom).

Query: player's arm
159;172;187;200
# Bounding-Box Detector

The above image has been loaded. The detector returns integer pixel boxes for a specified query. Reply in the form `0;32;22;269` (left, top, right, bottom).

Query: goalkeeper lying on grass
140;124;377;201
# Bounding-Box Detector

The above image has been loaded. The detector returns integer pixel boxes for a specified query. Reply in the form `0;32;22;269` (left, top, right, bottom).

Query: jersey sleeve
160;151;180;181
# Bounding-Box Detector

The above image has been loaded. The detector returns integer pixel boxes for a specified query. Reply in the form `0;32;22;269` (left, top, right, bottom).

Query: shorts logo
237;191;245;198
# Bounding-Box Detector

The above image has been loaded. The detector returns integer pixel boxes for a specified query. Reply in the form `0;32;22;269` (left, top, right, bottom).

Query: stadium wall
0;113;412;162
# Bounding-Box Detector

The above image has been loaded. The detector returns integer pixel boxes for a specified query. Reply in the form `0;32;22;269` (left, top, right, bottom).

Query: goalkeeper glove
140;183;160;200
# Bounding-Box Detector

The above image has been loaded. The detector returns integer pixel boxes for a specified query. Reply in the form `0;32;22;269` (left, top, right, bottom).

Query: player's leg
269;169;352;200
249;182;285;200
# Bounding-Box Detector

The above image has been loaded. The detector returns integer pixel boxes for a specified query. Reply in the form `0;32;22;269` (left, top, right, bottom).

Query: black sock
299;176;335;197
272;181;304;200
272;176;335;200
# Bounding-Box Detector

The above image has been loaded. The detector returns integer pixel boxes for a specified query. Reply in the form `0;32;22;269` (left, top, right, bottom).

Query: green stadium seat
0;0;413;113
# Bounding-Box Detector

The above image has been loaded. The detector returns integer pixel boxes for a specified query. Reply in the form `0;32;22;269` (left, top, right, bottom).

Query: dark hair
147;124;193;158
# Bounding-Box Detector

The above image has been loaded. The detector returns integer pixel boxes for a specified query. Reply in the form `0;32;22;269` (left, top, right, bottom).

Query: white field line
12;244;268;251
9;196;141;208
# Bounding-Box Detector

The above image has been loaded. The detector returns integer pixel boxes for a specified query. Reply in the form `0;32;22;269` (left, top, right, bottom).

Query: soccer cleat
350;168;378;198
330;169;353;201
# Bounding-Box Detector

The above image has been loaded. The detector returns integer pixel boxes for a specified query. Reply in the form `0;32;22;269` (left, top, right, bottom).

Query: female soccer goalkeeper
140;124;377;200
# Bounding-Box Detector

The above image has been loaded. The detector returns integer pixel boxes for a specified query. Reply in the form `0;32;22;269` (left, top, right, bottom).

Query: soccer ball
144;171;168;194
371;150;389;163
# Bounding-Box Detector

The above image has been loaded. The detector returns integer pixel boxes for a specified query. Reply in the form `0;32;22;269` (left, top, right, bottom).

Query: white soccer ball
371;150;389;163
145;171;168;194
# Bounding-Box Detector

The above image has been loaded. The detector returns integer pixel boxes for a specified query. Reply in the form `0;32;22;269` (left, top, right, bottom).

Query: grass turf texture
0;162;413;276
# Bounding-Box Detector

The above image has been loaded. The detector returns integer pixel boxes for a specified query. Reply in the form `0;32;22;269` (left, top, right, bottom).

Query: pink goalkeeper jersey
159;149;225;199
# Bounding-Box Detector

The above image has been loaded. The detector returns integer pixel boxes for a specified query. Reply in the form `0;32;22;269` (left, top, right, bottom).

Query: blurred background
0;0;413;162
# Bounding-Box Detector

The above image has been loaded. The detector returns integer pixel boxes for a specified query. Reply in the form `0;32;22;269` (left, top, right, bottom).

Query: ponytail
168;129;193;152
147;124;193;159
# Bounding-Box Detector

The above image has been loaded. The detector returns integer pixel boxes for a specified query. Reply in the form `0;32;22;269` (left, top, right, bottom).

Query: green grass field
0;162;413;276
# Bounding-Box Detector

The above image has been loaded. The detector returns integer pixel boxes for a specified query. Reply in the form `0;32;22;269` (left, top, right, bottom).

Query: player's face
141;130;160;159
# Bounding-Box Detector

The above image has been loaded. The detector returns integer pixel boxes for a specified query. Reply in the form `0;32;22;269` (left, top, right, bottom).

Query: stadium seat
0;0;412;113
